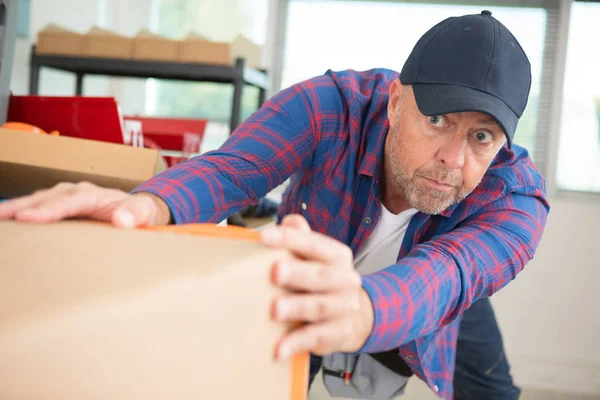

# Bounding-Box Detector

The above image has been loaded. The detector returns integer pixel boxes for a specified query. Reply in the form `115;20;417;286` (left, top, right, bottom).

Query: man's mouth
419;176;457;191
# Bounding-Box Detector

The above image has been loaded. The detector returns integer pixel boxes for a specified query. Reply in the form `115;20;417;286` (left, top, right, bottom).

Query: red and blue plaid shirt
134;68;549;399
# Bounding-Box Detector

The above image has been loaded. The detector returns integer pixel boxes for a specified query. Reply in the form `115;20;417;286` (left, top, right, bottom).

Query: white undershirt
354;205;418;275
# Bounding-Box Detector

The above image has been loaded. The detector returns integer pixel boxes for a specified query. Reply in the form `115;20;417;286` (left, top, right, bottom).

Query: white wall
492;196;600;395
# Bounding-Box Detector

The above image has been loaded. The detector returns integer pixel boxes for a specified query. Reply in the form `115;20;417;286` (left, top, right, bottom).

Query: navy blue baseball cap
399;10;532;148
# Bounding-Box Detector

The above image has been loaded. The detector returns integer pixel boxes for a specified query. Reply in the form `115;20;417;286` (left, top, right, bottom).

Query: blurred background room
2;0;599;399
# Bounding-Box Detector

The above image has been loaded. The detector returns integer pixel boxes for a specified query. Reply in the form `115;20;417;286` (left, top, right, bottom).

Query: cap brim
411;83;518;148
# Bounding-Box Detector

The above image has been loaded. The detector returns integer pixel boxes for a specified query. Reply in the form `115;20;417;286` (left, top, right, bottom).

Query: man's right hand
0;182;172;227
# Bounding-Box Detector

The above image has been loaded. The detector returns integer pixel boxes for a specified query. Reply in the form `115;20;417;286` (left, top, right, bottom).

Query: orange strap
143;223;309;400
2;121;60;135
289;351;309;400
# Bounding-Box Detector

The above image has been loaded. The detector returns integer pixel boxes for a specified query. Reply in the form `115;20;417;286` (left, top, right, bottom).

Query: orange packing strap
2;121;60;136
142;223;309;400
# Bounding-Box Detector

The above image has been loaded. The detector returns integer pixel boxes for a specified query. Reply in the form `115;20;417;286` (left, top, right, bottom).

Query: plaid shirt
134;69;550;399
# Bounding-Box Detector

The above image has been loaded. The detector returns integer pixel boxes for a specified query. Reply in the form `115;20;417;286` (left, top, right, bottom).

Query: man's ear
388;80;404;123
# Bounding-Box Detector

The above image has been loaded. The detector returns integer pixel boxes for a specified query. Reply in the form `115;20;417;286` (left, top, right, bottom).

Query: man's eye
474;130;494;144
428;115;446;126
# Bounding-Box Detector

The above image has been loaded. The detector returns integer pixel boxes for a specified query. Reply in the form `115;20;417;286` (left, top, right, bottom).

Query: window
557;1;600;193
280;0;548;158
149;0;269;125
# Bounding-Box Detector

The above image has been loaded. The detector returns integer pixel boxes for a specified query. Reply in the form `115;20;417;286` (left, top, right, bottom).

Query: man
0;10;548;399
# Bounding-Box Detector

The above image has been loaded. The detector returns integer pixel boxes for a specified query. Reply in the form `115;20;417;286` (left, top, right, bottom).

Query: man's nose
435;133;466;170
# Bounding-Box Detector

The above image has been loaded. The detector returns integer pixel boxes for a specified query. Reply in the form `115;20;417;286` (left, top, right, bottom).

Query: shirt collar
358;119;388;181
438;202;460;218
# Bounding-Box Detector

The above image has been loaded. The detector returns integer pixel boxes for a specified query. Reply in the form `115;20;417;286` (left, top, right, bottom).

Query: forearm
132;156;260;224
358;251;457;353
131;83;328;224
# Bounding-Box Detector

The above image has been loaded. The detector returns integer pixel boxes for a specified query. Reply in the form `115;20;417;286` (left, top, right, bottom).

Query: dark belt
370;349;414;377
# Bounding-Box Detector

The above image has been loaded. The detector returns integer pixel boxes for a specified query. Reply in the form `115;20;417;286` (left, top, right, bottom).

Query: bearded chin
396;173;475;215
391;164;468;215
402;181;455;215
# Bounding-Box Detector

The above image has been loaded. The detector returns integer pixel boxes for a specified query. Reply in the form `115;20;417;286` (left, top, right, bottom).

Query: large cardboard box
0;220;308;399
178;33;263;68
84;27;134;59
0;129;163;198
134;29;179;62
36;24;85;56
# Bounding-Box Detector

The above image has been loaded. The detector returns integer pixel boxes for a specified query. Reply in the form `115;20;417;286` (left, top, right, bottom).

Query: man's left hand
260;214;374;360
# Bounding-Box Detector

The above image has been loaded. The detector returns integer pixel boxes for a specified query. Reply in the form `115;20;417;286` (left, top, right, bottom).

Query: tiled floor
308;371;600;400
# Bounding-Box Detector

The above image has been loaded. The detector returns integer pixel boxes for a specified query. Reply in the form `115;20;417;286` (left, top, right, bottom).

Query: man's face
385;83;507;215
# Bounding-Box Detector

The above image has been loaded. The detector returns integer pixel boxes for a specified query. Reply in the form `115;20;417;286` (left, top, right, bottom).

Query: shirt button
301;202;307;210
406;355;413;360
433;385;439;393
364;217;372;224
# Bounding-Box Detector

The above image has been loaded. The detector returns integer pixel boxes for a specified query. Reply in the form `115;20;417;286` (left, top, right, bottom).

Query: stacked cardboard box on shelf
178;33;230;65
84;27;134;59
179;33;263;69
133;29;180;62
36;24;264;67
36;24;85;56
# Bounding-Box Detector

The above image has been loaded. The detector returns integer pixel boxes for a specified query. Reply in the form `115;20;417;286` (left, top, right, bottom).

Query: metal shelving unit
28;45;269;131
